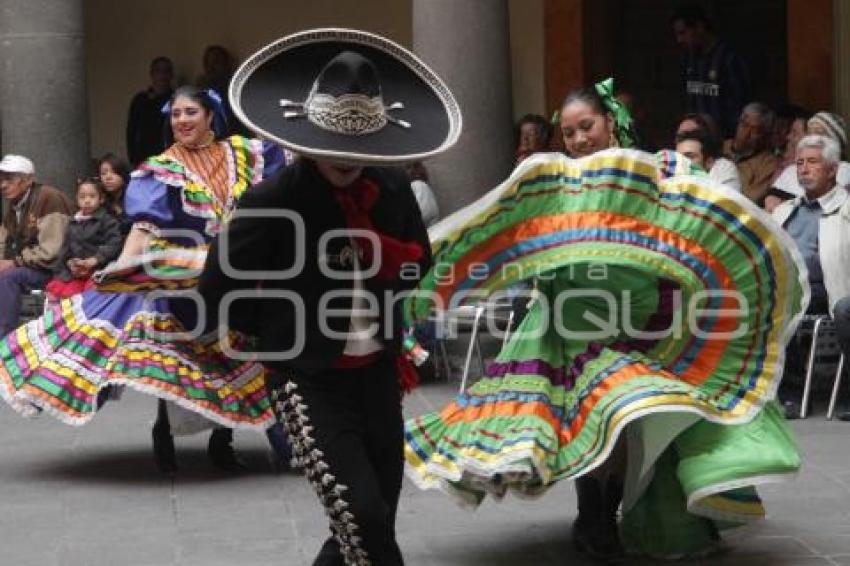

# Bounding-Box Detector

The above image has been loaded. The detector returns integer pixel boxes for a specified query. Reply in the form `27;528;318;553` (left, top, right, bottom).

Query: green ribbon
594;77;638;149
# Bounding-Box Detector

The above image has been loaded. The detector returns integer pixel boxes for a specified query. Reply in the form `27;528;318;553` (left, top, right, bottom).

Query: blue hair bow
206;89;222;106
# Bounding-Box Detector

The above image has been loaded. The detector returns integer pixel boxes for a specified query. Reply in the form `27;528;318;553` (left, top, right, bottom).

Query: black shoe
208;428;247;472
837;411;850;422
572;518;624;563
152;421;177;473
781;399;803;420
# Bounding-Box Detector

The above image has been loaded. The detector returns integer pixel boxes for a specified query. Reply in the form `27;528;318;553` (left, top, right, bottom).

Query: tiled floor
1;375;850;565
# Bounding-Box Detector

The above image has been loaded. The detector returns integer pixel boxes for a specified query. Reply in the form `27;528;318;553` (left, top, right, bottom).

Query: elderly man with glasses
773;135;849;418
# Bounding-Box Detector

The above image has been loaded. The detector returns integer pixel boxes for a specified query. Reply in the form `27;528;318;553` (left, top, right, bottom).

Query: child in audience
97;153;132;235
45;177;123;299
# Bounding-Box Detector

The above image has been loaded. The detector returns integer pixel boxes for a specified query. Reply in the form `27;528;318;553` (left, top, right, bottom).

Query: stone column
0;0;89;195
413;0;514;216
835;0;850;120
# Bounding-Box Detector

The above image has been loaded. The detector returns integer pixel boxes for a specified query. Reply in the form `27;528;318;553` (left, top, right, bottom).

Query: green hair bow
594;77;638;149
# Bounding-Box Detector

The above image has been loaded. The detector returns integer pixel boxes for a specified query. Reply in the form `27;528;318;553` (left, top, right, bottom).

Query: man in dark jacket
199;29;461;566
672;4;750;140
126;56;174;166
0;154;71;334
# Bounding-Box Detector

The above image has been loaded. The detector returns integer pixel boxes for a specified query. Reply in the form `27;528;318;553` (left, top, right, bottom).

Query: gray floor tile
0;381;849;565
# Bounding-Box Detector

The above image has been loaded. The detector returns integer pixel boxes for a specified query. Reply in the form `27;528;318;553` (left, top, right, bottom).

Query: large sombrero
230;28;462;165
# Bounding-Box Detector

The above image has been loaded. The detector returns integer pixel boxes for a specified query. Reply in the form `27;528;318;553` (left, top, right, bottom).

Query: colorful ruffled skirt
0;243;275;430
402;149;807;557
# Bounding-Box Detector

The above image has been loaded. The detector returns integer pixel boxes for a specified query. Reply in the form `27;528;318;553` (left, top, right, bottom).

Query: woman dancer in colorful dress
0;86;286;472
403;79;806;560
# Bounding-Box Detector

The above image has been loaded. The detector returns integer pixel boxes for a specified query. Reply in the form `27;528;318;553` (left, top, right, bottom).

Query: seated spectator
767;110;850;212
44;177;123;300
96;152;132;235
807;111;848;160
676;112;723;143
774;134;841;313
773;104;812;164
675;129;741;191
0;154;71;335
723;102;780;203
514;113;552;165
773;134;844;418
406;161;440;227
788;118;850;422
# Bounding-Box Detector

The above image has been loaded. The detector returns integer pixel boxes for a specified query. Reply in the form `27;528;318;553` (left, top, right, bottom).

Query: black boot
208;428;247;472
572;476;624;561
152;400;177;473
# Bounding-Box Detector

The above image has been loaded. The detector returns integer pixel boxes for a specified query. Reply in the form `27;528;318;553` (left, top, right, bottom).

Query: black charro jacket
198;158;432;375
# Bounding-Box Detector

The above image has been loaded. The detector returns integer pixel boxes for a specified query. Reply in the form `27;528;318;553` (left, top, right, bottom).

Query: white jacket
773;185;850;313
708;157;742;192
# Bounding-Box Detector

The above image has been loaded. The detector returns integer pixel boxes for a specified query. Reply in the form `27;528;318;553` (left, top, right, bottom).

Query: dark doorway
600;0;787;151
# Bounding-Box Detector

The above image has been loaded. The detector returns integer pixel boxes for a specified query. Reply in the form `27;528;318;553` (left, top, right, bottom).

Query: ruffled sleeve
124;174;173;230
261;140;287;178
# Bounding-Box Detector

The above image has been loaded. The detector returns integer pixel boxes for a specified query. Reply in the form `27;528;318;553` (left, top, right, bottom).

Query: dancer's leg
279;362;404;566
152;399;177;472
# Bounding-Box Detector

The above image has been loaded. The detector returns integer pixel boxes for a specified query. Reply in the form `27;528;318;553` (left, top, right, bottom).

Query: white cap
0;154;35;175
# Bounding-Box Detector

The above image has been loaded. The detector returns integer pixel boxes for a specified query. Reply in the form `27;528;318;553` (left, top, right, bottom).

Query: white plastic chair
798;314;844;419
433;298;517;393
827;354;846;420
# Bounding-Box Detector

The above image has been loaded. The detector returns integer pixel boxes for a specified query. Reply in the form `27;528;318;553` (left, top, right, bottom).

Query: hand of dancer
69;257;97;278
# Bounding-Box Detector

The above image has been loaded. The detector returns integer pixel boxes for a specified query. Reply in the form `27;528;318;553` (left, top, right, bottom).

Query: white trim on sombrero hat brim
229;27;462;165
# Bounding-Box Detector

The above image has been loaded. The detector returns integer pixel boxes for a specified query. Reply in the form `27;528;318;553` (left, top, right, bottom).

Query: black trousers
274;355;405;566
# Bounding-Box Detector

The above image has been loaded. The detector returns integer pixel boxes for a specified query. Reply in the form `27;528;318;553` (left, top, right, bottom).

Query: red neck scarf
333;177;423;281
